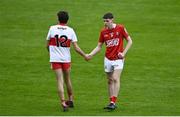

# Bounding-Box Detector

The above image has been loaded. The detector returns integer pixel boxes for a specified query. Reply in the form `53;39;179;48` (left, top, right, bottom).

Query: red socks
110;96;117;104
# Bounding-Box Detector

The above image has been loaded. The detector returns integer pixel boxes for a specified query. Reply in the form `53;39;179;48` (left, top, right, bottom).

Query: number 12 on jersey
55;34;69;47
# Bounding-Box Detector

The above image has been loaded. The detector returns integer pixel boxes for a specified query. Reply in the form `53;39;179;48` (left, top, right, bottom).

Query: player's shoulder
100;27;108;33
116;24;125;29
48;24;58;30
66;25;74;31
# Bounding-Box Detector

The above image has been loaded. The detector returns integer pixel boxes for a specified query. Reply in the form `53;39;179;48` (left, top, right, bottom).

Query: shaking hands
84;54;92;61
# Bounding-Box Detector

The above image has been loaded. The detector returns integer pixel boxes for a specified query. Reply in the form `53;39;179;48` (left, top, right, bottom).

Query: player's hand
118;52;124;59
84;54;92;61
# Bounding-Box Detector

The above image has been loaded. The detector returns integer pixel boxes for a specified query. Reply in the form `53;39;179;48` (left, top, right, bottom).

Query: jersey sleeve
46;26;52;40
98;31;104;43
71;29;78;42
121;25;129;40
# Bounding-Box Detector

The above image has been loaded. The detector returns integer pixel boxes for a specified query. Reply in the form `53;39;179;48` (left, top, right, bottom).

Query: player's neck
59;23;67;26
107;23;116;29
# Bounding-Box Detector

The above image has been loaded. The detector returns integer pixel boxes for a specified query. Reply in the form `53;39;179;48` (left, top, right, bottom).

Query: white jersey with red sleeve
99;24;129;60
46;24;77;63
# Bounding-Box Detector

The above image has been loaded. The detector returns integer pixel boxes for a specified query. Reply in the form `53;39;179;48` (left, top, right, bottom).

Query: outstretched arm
87;42;103;60
72;42;86;58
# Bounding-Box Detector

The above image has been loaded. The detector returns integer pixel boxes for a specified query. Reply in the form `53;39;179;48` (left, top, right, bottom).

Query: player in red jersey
46;11;87;111
86;12;133;110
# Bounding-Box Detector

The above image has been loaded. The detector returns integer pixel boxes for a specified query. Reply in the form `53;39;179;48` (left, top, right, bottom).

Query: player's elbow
97;45;102;50
128;37;133;45
129;39;133;45
73;43;80;51
74;46;80;52
96;46;102;53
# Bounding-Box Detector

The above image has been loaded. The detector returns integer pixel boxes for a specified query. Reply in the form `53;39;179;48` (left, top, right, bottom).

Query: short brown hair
57;11;69;23
103;12;114;19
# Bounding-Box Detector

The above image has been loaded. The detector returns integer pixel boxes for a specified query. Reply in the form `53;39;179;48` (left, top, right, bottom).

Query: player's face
103;19;113;28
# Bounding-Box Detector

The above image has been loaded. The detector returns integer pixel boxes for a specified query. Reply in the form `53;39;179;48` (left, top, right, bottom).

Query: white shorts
104;57;124;72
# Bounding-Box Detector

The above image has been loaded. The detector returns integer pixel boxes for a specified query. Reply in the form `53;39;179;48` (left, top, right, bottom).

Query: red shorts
51;62;71;70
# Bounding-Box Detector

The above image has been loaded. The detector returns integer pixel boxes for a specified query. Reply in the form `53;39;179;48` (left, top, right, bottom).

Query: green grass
0;0;180;115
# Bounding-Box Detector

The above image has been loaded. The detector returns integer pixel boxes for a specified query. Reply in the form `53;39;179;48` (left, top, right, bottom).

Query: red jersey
99;24;129;60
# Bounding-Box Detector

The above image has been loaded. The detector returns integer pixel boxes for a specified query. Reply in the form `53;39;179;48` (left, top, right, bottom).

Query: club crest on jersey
116;32;120;36
110;32;114;38
104;34;109;38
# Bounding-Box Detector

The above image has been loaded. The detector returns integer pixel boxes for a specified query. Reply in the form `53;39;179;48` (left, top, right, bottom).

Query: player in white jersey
86;13;133;110
46;11;87;111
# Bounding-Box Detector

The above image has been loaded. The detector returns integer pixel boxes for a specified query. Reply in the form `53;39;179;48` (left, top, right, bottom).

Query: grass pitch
0;0;180;115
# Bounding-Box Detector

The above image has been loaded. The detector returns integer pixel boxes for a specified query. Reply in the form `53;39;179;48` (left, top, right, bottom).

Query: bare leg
112;69;122;97
106;72;114;98
63;68;73;101
54;69;66;105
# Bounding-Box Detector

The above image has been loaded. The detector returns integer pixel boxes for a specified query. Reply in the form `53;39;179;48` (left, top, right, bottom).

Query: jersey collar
106;23;116;30
113;23;116;28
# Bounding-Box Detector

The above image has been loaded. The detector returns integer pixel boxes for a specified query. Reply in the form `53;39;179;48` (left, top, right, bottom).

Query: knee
108;78;113;84
58;89;64;93
113;77;119;83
